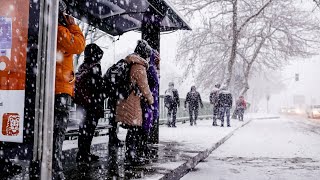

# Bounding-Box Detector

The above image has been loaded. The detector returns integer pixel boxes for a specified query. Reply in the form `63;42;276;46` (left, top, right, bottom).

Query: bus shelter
0;0;190;179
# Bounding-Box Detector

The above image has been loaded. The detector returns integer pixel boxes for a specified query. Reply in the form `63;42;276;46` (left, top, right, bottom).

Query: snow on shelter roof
64;0;191;36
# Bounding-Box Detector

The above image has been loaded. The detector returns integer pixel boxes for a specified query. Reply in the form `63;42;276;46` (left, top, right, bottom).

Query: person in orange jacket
52;1;85;179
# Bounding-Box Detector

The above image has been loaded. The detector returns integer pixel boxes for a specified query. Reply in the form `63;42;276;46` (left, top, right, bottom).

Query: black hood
84;43;104;63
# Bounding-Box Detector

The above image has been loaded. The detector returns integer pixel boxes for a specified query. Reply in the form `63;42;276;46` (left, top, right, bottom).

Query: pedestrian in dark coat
74;43;105;163
185;86;203;126
210;84;221;126
217;86;233;127
164;82;180;127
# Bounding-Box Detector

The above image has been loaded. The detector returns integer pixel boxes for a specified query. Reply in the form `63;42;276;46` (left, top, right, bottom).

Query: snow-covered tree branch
173;0;320;97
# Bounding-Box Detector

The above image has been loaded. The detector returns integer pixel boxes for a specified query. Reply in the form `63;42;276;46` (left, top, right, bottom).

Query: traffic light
295;73;299;81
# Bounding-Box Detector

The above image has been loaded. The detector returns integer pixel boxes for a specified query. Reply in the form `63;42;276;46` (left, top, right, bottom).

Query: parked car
306;105;320;119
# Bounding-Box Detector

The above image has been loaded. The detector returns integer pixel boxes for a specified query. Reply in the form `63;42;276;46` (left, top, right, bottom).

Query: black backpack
164;95;173;108
103;59;133;101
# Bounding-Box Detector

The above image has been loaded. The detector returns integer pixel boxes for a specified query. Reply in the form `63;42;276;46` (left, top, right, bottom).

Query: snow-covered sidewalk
135;114;278;180
60;113;278;180
181;116;320;180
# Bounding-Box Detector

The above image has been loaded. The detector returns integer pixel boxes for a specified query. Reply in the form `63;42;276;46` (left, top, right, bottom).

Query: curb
61;116;279;178
159;119;253;180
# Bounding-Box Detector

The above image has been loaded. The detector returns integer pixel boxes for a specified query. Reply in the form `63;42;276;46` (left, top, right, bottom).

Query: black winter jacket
185;91;203;108
74;44;105;118
217;90;233;108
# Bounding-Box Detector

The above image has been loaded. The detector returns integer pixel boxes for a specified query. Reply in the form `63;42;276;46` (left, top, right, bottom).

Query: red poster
0;0;29;143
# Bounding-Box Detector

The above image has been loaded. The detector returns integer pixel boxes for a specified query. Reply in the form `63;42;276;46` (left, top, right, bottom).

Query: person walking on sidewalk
74;43;105;164
53;1;85;179
164;82;180;127
210;84;221;126
185;86;203;126
235;96;247;121
217;86;233;127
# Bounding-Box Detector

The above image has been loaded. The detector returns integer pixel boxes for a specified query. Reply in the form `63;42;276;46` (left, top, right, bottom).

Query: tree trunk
240;63;251;96
224;0;238;88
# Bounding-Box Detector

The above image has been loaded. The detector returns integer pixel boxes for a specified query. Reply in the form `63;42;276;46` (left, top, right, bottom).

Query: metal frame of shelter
0;0;190;179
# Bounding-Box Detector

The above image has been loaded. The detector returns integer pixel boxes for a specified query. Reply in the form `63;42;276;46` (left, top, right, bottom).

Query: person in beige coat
115;54;154;126
116;40;154;165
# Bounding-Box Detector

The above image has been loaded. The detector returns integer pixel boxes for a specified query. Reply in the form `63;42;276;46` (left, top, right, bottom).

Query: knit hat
84;43;104;63
134;40;152;59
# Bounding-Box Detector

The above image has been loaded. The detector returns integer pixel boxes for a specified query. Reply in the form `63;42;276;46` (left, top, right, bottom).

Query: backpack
103;59;133;101
164;95;173;108
210;91;219;105
74;63;99;106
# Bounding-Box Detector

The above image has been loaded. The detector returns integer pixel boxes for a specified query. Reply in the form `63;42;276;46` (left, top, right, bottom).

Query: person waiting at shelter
118;41;154;165
52;1;85;179
217;86;233;127
235;96;247;121
104;40;154;165
141;49;160;160
185;86;203;126
74;44;105;164
210;84;221;126
164;82;180;127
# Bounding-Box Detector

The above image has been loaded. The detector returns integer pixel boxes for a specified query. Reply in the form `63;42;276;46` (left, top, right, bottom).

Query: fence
159;95;212;123
66;95;213;139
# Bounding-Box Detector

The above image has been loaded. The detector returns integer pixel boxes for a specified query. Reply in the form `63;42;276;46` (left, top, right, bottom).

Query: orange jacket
56;24;85;96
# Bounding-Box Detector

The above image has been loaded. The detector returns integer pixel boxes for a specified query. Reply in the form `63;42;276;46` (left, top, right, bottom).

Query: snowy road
181;116;320;180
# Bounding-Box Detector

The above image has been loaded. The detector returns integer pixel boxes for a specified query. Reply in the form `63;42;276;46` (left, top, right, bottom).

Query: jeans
77;106;100;157
219;107;231;126
52;94;71;180
237;108;244;121
189;106;199;125
212;106;219;125
167;105;177;126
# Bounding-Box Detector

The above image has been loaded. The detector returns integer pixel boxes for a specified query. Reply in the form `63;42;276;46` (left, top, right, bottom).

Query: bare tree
74;21;114;67
174;0;320;95
174;0;272;89
237;1;320;96
313;0;320;7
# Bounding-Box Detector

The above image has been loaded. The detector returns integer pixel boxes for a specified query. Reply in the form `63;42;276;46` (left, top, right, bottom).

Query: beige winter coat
115;54;154;126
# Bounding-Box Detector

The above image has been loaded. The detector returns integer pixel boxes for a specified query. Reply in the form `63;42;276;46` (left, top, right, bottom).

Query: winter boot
125;128;145;166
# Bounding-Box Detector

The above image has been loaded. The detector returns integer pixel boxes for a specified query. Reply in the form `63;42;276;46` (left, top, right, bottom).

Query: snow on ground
158;113;277;152
182;116;320;180
158;119;245;152
62;113;273;151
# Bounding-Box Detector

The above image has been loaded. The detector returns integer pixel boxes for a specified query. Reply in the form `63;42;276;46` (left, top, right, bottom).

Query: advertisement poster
0;0;29;143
